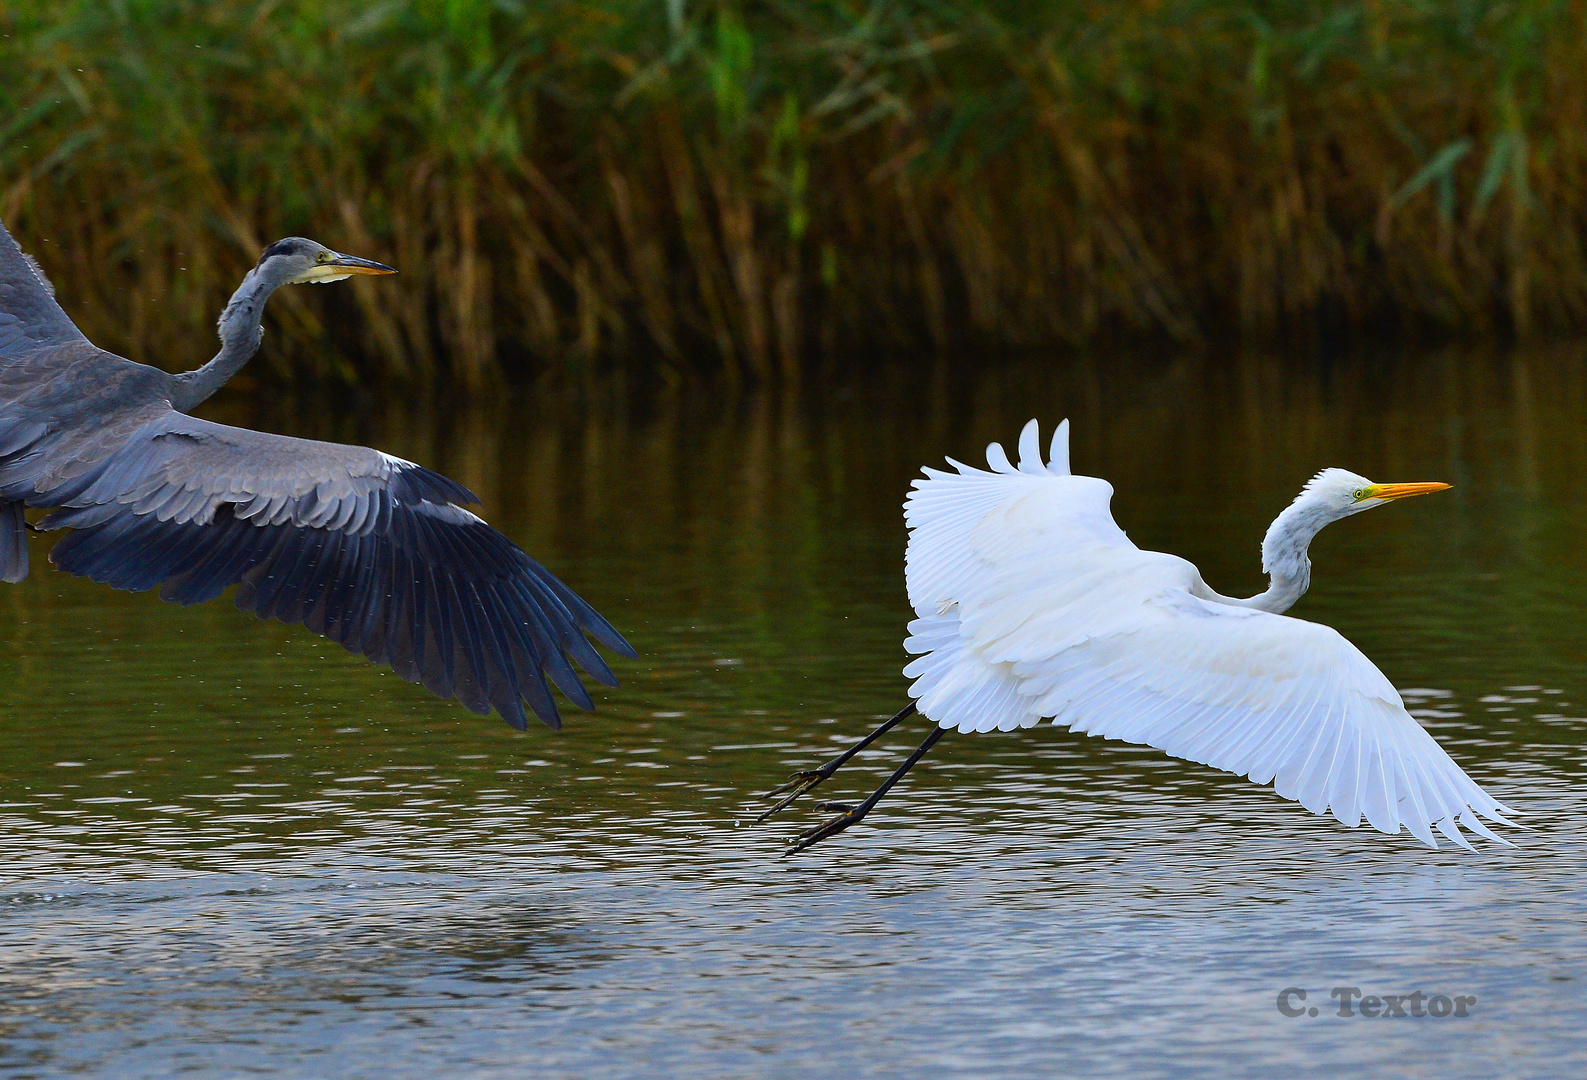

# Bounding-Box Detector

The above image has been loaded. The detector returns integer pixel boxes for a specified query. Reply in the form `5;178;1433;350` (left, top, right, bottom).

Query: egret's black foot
784;803;871;856
778;723;947;857
755;766;837;824
756;703;920;826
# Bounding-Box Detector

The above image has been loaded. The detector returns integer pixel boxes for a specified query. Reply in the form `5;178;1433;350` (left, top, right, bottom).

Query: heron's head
1301;468;1451;521
256;237;396;285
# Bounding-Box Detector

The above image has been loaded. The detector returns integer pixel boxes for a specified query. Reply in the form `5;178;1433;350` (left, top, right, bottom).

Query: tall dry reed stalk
1;1;1581;386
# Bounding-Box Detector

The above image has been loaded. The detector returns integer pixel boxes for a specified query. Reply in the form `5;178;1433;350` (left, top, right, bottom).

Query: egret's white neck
1219;496;1341;615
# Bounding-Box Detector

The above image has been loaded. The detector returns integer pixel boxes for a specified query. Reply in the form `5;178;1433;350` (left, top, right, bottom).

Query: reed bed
1;1;1582;385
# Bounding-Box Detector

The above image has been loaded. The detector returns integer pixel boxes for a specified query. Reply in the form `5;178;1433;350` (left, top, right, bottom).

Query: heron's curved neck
170;268;282;413
1221;498;1335;615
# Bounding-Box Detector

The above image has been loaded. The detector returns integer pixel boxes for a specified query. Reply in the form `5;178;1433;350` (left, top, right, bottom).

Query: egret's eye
1353;488;1367;500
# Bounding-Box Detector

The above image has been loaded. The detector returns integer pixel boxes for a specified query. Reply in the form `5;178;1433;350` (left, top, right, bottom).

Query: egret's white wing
902;419;1514;849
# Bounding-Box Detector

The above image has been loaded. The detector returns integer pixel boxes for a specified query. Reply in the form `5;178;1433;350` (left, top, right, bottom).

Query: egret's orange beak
1360;482;1452;502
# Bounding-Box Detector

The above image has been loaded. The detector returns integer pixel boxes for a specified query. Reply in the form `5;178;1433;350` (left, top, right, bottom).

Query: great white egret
761;419;1516;854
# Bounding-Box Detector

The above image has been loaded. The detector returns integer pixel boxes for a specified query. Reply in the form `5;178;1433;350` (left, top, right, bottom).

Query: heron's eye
316;250;333;263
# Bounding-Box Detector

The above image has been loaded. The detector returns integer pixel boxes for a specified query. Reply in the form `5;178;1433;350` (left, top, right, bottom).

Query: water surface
3;348;1585;1078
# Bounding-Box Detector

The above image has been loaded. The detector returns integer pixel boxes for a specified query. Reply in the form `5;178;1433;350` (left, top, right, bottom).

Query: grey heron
0;221;635;730
762;419;1515;854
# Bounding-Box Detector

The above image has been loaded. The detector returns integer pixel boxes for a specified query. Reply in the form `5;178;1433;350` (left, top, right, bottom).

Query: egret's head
255;237;396;285
1301;467;1451;520
1257;467;1452;604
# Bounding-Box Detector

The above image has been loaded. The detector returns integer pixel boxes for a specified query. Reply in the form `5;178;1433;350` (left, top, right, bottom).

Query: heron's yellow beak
1358;482;1452;503
291;254;397;284
326;253;397;276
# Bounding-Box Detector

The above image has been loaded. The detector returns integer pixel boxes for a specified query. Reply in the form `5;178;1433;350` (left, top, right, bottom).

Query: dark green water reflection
2;347;1584;1078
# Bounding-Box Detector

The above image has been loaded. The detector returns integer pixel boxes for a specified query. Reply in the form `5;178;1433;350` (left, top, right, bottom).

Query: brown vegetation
1;1;1581;385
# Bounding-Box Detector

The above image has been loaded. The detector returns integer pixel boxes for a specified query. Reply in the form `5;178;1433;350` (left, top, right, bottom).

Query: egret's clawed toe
755;768;835;823
766;770;824;798
784;804;869;856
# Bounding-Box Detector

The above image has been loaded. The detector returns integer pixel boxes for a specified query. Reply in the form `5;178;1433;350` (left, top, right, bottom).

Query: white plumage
900;418;1515;850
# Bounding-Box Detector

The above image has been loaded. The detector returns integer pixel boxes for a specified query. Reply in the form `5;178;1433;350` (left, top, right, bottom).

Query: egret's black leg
756;702;917;824
783;723;946;856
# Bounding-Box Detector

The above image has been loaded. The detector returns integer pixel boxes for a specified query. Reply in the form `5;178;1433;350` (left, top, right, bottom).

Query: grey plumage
0;501;25;583
0;219;635;730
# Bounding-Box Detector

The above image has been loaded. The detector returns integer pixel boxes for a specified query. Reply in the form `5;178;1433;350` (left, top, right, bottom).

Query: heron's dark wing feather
40;412;635;730
0;219;90;361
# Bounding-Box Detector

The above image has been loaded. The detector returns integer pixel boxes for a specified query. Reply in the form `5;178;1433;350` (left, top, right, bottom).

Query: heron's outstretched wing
902;419;1514;849
1;218;185;584
37;411;636;730
0;219;90;361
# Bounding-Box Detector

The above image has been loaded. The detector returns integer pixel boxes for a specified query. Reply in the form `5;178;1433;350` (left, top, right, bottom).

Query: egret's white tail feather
900;418;1515;850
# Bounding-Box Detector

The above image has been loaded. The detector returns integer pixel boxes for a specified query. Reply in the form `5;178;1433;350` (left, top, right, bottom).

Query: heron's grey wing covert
0;213;62;580
0;218;635;729
0;220;89;358
0;216;169;583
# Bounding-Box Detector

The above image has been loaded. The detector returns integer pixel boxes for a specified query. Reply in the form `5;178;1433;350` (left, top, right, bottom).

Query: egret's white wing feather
902;419;1514;848
1047;419;1071;476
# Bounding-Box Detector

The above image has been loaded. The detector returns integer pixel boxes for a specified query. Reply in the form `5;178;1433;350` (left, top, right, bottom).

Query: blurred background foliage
0;0;1581;386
